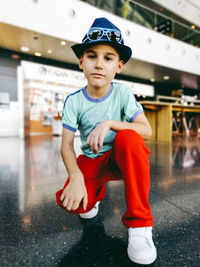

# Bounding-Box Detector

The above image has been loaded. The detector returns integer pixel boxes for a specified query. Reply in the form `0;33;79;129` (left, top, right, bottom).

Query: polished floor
0;135;200;267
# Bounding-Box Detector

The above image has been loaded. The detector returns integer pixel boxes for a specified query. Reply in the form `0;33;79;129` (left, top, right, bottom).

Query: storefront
0;60;154;138
17;61;87;138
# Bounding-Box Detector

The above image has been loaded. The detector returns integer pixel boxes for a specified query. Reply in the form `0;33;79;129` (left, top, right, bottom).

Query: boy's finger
93;136;99;153
62;197;68;207
86;135;90;145
66;199;73;210
98;136;104;150
83;193;88;210
60;192;64;201
72;200;80;210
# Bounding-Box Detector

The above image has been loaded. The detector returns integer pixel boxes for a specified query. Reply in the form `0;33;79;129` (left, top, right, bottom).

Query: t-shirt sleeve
62;96;78;132
122;86;144;122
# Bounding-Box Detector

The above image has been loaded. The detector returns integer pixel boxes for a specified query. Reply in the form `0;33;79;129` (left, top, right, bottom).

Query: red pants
56;129;153;228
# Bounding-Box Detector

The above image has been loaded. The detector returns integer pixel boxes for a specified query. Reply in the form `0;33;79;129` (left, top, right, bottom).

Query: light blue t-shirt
62;82;143;158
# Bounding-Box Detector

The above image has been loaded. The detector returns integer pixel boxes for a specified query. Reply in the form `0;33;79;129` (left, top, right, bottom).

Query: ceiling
152;0;200;28
0;22;199;91
134;0;200;29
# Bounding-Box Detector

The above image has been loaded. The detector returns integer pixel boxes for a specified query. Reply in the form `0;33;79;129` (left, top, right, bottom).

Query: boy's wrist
107;119;118;131
105;119;113;130
69;170;84;181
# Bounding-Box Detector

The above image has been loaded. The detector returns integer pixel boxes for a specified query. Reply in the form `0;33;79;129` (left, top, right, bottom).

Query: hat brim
71;40;132;64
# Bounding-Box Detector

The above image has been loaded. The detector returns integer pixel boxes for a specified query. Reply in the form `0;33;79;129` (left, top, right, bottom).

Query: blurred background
0;0;200;139
0;1;200;266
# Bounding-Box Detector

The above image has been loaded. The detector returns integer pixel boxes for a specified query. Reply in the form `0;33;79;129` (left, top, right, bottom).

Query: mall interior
0;0;200;266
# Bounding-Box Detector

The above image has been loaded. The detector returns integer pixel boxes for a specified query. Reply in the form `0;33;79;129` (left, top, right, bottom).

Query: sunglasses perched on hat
71;17;132;64
83;27;123;43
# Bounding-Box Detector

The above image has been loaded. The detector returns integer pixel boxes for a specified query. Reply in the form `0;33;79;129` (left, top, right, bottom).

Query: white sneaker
79;201;100;219
127;227;157;265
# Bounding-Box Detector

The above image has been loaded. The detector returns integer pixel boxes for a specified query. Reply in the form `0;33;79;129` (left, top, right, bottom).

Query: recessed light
150;78;155;82
60;41;66;46
69;9;76;17
147;37;152;44
165;43;170;50
33;34;39;40
163;75;170;80
21;46;30;52
181;49;186;55
35;52;41;57
125;30;131;37
191;25;196;30
47;49;52;54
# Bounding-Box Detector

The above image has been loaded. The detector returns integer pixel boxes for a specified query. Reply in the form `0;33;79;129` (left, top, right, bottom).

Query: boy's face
79;44;124;89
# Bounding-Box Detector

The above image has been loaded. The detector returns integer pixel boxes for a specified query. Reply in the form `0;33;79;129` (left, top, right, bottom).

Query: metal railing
81;0;200;48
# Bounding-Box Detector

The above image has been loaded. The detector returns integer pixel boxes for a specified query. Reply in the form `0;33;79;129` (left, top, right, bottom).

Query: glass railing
81;0;200;48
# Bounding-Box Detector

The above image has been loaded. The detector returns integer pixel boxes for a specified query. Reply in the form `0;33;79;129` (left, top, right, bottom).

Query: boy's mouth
91;73;105;78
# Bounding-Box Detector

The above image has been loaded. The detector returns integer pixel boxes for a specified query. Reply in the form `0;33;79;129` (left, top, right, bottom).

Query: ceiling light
150;78;155;82
60;41;66;46
163;75;170;80
20;46;30;52
11;54;20;60
191;25;196;30
35;52;41;57
47;49;52;54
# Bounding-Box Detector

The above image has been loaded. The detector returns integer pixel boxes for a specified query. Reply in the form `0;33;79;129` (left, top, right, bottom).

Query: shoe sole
128;248;157;265
79;202;100;219
79;210;98;219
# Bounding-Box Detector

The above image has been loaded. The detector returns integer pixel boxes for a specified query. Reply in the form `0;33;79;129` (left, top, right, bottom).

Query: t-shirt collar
82;83;113;103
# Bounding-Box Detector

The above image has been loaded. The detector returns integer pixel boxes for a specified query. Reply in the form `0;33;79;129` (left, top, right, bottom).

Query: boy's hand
87;120;111;154
60;173;88;211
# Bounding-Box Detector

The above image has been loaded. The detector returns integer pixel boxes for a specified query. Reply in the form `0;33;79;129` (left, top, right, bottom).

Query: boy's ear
79;56;83;70
116;59;124;74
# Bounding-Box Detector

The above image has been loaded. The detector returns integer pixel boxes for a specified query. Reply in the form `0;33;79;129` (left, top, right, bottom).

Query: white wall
0;102;19;136
0;0;200;75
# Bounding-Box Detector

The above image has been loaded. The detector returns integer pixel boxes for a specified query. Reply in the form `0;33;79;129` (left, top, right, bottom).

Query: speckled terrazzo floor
0;135;199;267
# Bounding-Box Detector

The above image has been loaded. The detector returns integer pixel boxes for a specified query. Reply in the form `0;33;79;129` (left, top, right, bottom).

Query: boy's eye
88;54;96;59
105;57;112;61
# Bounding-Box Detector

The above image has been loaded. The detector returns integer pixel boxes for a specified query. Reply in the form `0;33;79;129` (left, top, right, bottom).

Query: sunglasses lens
88;29;103;40
107;30;121;42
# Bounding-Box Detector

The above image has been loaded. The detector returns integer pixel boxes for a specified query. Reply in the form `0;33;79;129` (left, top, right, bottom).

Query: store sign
21;61;154;97
21;61;86;87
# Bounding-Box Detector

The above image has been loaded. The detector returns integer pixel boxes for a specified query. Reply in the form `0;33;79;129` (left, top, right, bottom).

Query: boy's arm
87;113;152;154
110;113;152;139
60;128;88;211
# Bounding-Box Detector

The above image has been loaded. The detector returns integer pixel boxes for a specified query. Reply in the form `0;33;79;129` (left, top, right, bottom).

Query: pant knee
114;129;144;149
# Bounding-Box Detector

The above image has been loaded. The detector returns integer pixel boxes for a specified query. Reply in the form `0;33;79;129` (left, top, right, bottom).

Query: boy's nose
95;58;103;69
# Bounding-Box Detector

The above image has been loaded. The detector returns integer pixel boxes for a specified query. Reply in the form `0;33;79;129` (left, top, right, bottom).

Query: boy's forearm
61;143;83;179
108;119;152;140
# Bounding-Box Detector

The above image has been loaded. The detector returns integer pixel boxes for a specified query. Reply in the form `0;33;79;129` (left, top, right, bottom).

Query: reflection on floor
0;135;199;266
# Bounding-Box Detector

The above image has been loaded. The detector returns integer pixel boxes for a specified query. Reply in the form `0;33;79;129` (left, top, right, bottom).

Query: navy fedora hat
71;17;132;64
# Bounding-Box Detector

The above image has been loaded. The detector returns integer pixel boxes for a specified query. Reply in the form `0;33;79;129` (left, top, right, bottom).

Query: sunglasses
84;27;123;43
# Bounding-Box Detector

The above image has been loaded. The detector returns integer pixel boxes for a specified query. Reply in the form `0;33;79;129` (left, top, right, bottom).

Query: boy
56;17;157;265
